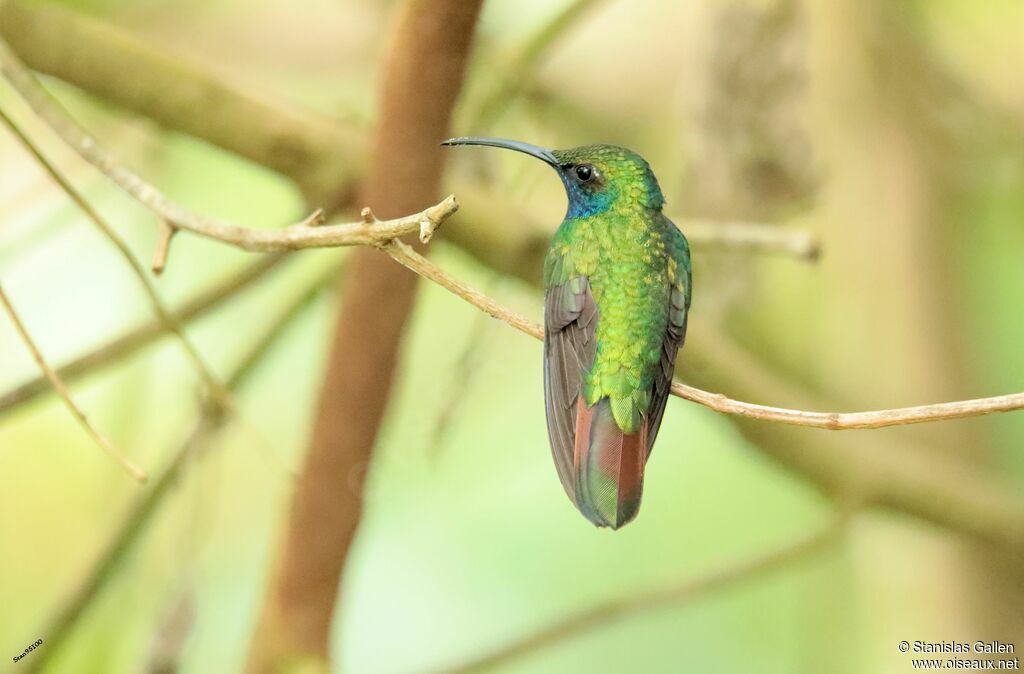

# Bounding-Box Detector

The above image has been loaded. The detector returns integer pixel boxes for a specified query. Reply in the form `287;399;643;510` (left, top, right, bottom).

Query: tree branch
0;41;462;253
23;263;340;674
150;219;176;274
0;253;288;417
382;240;1024;430
1;30;463;253
381;238;1024;552
0;0;362;203
680;218;820;260
0;37;332;243
0;285;146;481
434;511;849;674
245;1;485;672
670;382;1024;429
0;102;234;411
1;41;463;253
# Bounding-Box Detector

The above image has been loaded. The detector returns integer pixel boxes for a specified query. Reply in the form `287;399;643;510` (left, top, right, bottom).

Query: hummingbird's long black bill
441;136;560;167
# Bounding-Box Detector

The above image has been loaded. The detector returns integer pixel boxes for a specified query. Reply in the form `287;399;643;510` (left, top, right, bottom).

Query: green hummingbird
442;138;692;529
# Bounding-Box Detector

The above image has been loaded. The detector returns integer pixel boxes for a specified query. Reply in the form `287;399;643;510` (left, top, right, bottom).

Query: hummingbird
442;138;691;529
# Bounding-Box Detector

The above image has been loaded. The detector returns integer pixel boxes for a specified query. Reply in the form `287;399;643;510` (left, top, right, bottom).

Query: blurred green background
1;0;1023;672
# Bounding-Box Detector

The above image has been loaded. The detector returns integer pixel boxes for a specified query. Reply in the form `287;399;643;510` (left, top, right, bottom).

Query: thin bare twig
0;103;234;411
0;38;322;241
434;511;849;674
0;38;461;253
24;262;340;674
381;240;1024;430
680;218;821;260
0;285;146;481
667;381;1024;430
150;219;176;274
0;253;288;417
452;182;822;262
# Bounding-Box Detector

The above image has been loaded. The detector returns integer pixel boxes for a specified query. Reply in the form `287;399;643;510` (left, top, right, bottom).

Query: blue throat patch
562;177;616;218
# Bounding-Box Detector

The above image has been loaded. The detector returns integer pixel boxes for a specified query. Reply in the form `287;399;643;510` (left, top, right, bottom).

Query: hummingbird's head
442;138;665;219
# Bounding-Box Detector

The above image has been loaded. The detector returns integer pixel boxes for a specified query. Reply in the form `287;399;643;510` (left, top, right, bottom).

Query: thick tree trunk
245;2;484;672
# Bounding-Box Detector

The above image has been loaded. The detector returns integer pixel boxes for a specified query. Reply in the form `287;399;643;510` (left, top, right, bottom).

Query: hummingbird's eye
574;164;597;183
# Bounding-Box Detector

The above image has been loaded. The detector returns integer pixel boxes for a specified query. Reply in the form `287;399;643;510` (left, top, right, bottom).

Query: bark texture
245;1;484;672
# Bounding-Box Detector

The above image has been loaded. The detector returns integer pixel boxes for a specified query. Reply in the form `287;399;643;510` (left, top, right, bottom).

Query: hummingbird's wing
643;278;688;455
543;275;598;502
644;220;692;456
